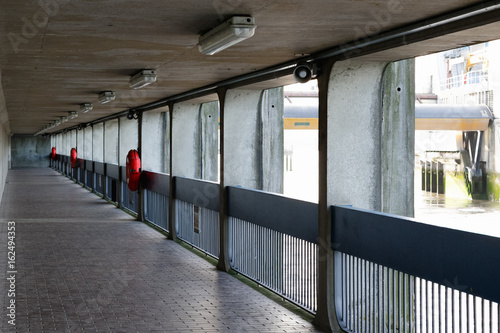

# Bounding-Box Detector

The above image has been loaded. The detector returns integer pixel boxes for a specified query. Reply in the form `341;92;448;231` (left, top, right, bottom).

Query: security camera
293;61;317;83
127;110;135;120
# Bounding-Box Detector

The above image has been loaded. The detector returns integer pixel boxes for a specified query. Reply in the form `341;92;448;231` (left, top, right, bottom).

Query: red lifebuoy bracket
70;148;77;168
126;149;141;191
51;147;56;161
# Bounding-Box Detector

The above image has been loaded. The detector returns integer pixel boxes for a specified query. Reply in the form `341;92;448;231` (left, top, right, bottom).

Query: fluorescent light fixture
54;120;61;126
61;116;68;123
68;111;78;120
129;70;157;89
80;103;93;113
198;16;256;55
98;91;116;104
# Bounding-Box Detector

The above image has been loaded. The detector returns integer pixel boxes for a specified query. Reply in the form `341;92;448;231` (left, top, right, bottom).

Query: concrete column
142;110;167;173
200;101;219;181
171;102;201;178
104;120;119;165
315;58;415;332
261;87;284;193
92;123;104;163
381;59;415;216
223;89;262;188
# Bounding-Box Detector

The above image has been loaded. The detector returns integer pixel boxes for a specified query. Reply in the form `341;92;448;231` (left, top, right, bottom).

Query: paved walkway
0;168;322;332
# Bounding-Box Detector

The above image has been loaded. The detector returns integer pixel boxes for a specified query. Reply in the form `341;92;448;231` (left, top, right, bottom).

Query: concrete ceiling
1;0;500;134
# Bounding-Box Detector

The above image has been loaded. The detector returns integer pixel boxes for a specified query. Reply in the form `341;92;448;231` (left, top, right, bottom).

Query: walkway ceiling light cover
198;16;256;55
80;103;93;113
129;70;157;89
68;111;78;120
60;116;68;123
98;91;116;104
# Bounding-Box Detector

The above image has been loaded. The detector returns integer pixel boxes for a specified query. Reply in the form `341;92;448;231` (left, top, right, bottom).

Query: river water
415;190;500;238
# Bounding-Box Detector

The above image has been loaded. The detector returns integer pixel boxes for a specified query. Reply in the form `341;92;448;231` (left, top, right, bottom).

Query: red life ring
126;149;141;191
51;147;56;160
70;148;77;168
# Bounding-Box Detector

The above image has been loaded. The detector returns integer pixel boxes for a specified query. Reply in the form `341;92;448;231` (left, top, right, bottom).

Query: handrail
228;186;318;244
174;176;219;211
142;171;170;197
332;205;500;304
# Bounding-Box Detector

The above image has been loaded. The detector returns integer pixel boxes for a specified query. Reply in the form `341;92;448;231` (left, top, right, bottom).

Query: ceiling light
98;91;116;104
61;116;68;123
80;103;93;113
198;16;256;55
54;120;61;126
129;70;157;89
68;111;78;120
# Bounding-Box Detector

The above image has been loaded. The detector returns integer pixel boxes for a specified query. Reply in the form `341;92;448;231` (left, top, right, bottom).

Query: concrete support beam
172;102;201;179
142;110;167;173
381;59;415;217
200;101;219;182
261;87;284;193
104;120;119;165
316;58;415;332
119;117;138;166
223;89;262;188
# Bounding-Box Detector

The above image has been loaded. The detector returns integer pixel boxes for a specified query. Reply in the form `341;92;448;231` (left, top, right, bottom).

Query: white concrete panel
172;103;200;178
83;126;93;160
92;123;104;162
224;89;261;188
142;110;166;172
119;117;138;166
76;128;84;155
104;119;118;165
327;61;387;211
69;130;77;150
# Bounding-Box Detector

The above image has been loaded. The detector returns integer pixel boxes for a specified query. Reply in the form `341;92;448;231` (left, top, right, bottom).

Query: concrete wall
172;102;201;178
142;110;167;173
104;120;119;165
10;135;50;168
119;117;138;166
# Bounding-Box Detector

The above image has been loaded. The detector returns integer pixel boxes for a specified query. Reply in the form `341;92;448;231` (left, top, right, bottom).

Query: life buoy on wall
126;149;141;191
51;147;56;161
70;148;77;168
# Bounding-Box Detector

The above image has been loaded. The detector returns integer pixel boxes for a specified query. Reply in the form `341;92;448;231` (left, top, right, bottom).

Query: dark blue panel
142;171;170;197
332;205;500;304
106;163;120;180
174;177;219;211
228;186;318;244
85;160;93;171
94;162;105;175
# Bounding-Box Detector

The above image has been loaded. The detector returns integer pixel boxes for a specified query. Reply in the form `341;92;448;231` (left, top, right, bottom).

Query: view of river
415;190;500;238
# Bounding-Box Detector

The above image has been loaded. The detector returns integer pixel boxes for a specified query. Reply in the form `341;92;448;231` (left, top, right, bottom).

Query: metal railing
121;181;139;214
174;177;220;258
227;186;318;313
440;70;488;90
144;190;169;232
332;205;500;333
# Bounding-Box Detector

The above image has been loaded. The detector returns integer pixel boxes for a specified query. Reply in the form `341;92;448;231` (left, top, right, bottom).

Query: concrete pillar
92;123;104;163
104;120;118;165
142;110;168;173
200;101;219;181
171;102;201;178
381;59;415;216
261;87;284;193
223;89;262;188
83;127;92;160
316;58;415;332
119;116;138;166
223;87;284;190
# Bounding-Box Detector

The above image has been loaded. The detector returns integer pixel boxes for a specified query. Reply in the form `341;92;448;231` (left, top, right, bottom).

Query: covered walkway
0;168;320;332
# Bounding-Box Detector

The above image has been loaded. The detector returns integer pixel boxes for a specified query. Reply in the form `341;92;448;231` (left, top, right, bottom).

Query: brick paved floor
0;168;323;332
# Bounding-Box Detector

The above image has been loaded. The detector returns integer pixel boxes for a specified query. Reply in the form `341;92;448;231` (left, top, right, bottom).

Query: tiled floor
0;168;323;332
